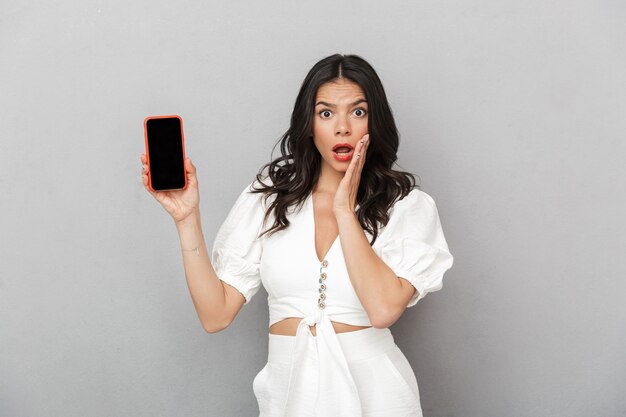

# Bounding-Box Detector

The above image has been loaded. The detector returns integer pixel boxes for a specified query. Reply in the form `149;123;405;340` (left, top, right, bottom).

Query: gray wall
1;1;625;416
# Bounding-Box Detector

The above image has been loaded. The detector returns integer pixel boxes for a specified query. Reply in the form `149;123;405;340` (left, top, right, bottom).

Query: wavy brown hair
249;53;420;246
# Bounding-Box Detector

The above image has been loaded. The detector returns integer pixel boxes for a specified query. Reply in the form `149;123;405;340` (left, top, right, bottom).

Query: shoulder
244;175;276;210
238;175;269;194
235;175;274;203
217;177;274;241
223;178;270;220
376;188;443;239
388;188;437;217
227;176;280;231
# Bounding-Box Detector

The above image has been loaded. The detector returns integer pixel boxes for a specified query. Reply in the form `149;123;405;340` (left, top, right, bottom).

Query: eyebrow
315;99;368;108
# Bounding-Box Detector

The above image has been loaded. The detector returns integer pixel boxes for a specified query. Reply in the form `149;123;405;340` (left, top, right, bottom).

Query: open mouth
332;143;354;161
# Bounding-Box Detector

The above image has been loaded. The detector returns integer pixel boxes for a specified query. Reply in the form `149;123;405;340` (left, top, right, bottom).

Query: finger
355;136;369;177
143;176;160;201
341;146;360;195
185;157;196;174
358;135;369;165
140;154;146;163
346;143;360;176
141;173;154;194
357;135;368;158
353;138;366;176
348;139;366;197
185;158;199;187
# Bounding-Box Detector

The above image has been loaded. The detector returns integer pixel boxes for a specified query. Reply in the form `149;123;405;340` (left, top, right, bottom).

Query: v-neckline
308;192;339;264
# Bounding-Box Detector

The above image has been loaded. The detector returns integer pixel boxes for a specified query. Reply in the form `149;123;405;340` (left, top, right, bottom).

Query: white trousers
253;325;423;417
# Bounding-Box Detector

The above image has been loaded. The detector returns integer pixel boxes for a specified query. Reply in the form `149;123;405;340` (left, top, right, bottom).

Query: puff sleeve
376;189;454;308
211;181;266;305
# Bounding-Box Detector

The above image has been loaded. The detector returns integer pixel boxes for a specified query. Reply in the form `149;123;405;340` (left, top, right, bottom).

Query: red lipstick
332;143;354;162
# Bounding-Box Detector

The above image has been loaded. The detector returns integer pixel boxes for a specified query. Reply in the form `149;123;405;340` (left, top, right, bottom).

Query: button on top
319;260;329;310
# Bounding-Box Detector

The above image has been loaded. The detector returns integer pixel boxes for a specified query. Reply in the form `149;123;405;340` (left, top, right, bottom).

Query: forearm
335;209;404;327
175;210;228;332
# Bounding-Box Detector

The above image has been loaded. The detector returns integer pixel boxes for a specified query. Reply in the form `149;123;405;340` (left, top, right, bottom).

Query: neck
313;161;343;195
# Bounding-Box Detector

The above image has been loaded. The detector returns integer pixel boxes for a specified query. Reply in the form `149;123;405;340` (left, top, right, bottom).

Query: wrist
176;209;205;254
175;208;201;231
334;207;357;220
181;238;206;256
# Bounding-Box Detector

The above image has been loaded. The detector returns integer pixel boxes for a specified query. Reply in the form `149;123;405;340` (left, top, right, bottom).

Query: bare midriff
269;317;371;337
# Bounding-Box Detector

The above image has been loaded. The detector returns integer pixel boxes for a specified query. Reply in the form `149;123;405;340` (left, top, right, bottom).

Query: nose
335;114;351;136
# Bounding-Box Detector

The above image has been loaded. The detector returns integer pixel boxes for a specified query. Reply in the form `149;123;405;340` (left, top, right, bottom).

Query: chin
330;161;349;170
321;157;350;173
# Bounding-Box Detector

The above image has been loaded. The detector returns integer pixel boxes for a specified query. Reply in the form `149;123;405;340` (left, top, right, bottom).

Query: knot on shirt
303;309;323;326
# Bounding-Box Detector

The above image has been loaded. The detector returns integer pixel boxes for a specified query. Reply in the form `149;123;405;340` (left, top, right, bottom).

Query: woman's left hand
333;134;370;214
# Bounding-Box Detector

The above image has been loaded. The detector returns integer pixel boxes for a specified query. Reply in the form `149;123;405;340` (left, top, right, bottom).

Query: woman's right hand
140;154;200;224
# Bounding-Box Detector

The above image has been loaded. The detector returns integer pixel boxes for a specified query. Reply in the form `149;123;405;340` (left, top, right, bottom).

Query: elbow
370;319;389;330
369;305;402;329
370;317;396;330
202;323;224;334
201;317;230;334
370;284;411;328
369;285;408;329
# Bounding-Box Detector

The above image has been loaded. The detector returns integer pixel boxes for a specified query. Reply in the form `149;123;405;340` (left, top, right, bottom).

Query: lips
332;143;355;162
332;143;354;153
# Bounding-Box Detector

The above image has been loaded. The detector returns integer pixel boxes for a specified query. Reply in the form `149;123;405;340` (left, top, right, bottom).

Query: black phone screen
146;117;186;191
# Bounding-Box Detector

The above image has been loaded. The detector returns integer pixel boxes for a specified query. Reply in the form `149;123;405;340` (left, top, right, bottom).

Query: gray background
1;1;625;416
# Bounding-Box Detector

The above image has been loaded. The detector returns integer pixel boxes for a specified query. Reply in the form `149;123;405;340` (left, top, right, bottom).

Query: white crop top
211;178;454;328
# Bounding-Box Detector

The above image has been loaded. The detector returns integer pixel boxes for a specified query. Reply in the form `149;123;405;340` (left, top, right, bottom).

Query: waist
269;317;371;336
267;326;396;364
269;302;372;329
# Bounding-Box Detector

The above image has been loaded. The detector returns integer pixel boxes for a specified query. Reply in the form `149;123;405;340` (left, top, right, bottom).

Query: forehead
315;79;365;101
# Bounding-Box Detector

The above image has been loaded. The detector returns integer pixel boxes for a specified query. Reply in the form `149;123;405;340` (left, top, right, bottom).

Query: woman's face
312;79;369;173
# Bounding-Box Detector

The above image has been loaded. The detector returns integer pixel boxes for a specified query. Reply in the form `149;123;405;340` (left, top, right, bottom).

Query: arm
140;154;244;333
330;136;416;328
175;209;245;333
335;210;416;329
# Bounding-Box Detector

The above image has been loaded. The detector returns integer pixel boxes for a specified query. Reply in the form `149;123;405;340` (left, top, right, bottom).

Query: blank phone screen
146;117;185;190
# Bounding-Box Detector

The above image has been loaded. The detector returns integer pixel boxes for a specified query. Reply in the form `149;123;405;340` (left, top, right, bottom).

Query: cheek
312;118;328;134
312;120;333;143
311;125;325;151
355;118;369;134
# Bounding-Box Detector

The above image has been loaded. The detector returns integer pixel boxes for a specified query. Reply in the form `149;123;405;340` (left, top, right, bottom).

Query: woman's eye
319;110;332;118
353;108;367;117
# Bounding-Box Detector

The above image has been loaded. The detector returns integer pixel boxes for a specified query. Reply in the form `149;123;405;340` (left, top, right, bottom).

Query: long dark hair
250;53;419;245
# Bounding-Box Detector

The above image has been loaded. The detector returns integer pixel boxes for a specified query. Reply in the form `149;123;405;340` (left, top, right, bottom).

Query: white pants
253;326;423;417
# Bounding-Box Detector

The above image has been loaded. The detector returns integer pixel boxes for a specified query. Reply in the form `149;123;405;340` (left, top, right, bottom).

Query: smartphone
143;115;187;192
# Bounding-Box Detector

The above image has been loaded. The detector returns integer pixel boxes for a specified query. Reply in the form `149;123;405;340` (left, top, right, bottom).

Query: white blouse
211;178;454;327
211;178;454;415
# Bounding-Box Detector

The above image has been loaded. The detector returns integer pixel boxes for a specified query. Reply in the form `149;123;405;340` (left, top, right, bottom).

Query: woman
140;54;454;417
